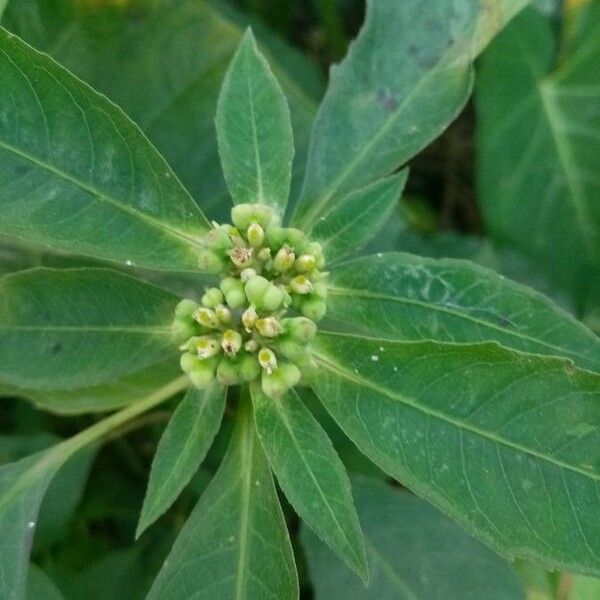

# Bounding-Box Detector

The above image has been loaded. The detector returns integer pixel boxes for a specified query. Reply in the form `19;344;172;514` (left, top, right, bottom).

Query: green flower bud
228;227;246;248
220;278;246;309
277;339;312;366
267;227;306;253
231;203;276;229
221;329;243;356
198;249;226;274
295;254;316;273
290;275;312;295
257;247;271;262
172;318;197;343
204;227;232;252
242;306;258;331
312;280;328;299
194;307;219;329
300;295;327;322
215;304;232;324
216;357;242;385
281;317;317;342
246;222;265;247
181;354;218;389
239;352;261;382
220;277;239;295
244;275;270;305
229;246;254;268
255;316;281;338
195;336;221;359
240;268;257;282
262;285;285;311
273;245;295;272
201;287;224;308
258;347;278;374
225;288;247;309
261;362;301;398
245;339;259;353
175;299;198;319
180;352;198;373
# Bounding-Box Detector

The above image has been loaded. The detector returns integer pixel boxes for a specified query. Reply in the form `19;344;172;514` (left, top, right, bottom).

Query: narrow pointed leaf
293;0;529;229
477;5;600;300
251;386;368;581
0;452;61;600
147;400;298;600
311;332;600;575
311;171;407;263
137;384;226;537
327;253;600;373
216;29;294;214
0;28;208;271
0;268;179;391
302;476;525;600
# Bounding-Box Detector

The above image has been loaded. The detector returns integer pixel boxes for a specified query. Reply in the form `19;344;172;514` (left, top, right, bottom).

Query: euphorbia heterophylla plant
1;1;600;599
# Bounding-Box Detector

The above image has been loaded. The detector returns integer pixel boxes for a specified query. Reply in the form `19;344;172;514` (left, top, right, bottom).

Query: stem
28;377;190;482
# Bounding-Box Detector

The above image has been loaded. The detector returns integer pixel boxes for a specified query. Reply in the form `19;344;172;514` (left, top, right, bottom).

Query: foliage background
1;0;599;598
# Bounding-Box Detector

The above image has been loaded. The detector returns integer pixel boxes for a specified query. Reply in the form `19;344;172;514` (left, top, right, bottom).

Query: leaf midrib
313;351;600;483
296;34;468;230
235;409;256;600
327;285;594;368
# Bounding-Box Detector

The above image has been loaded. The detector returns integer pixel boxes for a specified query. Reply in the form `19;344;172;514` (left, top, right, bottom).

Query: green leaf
293;0;529;229
0;376;189;600
302;476;526;600
477;5;600;301
216;30;294;214
137;384;226;537
251;386;368;581
0;27;208;271
26;565;64;600
0;268;179;391
3;0;321;219
1;359;182;415
147;399;298;600
571;575;600;600
0;0;6;21
327;253;600;373
311;332;600;575
311;171;407;263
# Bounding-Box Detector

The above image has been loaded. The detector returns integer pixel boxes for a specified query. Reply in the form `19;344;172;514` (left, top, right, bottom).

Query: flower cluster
172;204;327;397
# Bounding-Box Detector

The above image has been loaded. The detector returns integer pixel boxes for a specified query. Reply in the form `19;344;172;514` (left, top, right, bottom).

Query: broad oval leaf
311;171;407;264
302;476;525;600
311;332;600;575
477;5;600;301
137;384;226;537
327;253;600;373
293;0;529;229
0;358;182;415
147;399;298;600
0;28;208;271
216;29;294;214
0;268;179;391
251;387;368;581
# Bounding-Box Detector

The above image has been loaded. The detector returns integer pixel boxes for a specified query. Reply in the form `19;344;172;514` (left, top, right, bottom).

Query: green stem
10;376;191;496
